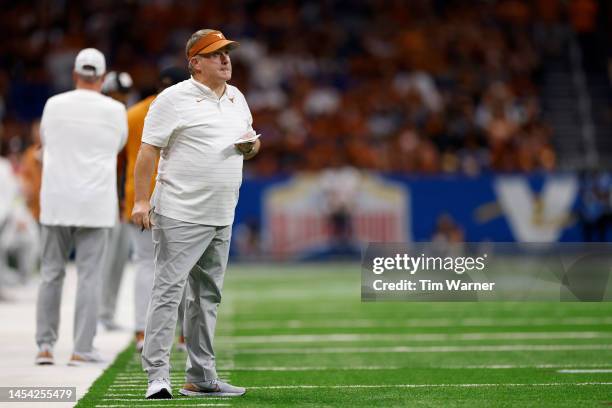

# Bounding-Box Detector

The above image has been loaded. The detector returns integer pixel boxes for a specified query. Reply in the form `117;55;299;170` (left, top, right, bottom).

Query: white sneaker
68;350;104;366
146;378;172;399
179;379;246;397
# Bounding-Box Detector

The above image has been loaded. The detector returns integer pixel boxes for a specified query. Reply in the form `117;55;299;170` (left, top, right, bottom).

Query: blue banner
232;171;603;259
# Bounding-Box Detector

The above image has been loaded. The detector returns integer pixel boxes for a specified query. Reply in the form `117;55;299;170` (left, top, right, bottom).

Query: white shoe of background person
34;343;54;365
67;350;105;366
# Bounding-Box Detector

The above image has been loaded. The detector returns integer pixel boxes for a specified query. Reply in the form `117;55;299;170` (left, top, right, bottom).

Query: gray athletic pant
99;222;131;324
36;225;109;353
142;213;231;382
127;223;155;332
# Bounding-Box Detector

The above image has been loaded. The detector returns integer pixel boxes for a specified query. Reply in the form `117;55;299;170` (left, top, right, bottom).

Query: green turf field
76;263;612;407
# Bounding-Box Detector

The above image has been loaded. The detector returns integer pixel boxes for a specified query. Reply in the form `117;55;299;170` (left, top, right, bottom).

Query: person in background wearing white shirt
34;48;127;366
132;29;260;399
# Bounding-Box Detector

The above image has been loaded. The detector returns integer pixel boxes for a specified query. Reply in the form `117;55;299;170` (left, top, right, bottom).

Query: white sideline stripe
109;386;236;391
102;392;227;402
98;380;612;392
220;364;612;371
111;364;612;374
115;374;187;377
95;405;229;407
112;379;185;382
558;369;612;373
109;385;146;387
226;365;393;371
218;331;612;343
111;379;184;383
114;373;185;375
113;366;394;378
114;373;231;377
101;397;227;401
235;344;612;354
112;377;230;382
238;316;612;329
246;382;612;390
104;393;156;396
450;363;612;369
109;386;149;389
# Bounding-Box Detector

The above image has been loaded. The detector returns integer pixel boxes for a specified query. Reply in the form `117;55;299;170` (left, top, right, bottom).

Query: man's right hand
132;200;153;230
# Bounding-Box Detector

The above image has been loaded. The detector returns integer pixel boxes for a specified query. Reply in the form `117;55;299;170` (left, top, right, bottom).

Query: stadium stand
1;0;610;177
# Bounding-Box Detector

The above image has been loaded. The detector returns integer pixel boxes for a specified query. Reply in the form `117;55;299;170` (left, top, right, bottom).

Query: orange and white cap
187;30;239;59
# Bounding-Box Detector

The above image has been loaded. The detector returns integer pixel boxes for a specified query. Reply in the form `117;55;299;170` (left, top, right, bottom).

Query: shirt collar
189;77;232;102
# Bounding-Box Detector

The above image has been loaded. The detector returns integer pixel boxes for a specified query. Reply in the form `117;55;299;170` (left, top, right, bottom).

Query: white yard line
558;369;612;373
95;404;230;407
103;378;612;391
112;380;182;383
111;386;165;389
101;390;227;403
111;363;612;375
104;393;154;396
101;397;228;401
236;317;612;329
213;364;612;371
226;366;395;371
246;382;612;390
448;363;612;369
217;331;612;344
234;344;612;354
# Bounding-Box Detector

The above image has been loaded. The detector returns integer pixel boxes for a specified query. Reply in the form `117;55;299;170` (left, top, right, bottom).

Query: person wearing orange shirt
19;120;43;221
124;67;187;351
12;120;42;286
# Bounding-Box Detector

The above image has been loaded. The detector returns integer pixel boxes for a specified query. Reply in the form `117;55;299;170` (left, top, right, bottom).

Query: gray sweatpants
36;225;109;353
99;222;131;324
142;213;231;382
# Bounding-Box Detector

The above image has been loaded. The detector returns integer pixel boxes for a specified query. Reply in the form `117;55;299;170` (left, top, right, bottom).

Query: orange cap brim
197;39;240;56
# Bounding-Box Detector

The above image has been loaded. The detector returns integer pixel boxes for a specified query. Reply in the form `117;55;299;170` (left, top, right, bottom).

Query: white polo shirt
39;89;127;227
142;78;253;226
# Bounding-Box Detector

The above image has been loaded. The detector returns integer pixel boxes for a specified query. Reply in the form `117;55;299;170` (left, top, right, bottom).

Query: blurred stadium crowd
1;0;608;177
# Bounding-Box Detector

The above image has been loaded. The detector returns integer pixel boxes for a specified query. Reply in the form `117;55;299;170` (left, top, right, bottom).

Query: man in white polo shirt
35;48;127;366
132;29;260;399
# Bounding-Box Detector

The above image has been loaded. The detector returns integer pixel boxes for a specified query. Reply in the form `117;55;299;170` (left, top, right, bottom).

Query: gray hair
186;29;217;75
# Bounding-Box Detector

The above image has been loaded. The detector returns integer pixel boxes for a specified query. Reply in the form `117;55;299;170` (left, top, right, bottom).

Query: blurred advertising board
233;171;595;259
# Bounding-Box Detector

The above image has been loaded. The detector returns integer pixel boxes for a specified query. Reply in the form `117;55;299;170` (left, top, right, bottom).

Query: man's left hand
235;138;260;159
235;141;255;155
